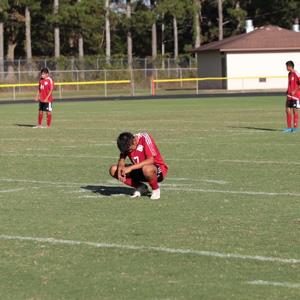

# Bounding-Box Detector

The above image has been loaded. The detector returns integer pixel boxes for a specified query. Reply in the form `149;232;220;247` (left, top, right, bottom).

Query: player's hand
117;167;126;182
291;90;296;96
124;166;133;174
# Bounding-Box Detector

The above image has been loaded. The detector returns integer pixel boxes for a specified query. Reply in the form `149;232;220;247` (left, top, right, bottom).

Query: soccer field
1;96;300;300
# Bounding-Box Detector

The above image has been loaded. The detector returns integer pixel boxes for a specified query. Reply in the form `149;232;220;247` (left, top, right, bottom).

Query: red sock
287;112;292;128
148;175;159;190
123;177;139;189
294;111;298;128
47;112;52;127
38;111;43;125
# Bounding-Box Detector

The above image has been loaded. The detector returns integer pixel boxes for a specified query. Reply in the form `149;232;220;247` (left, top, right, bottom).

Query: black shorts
286;99;300;109
39;102;53;112
128;165;164;183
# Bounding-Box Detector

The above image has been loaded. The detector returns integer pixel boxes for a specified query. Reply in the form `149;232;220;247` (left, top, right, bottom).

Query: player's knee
142;165;156;178
109;165;117;177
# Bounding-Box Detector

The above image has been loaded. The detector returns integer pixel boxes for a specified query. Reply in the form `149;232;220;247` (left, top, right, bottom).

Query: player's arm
117;155;127;182
124;157;154;174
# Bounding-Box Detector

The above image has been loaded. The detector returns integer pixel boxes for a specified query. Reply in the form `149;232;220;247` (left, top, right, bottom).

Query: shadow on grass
15;123;36;128
81;185;133;196
230;126;281;132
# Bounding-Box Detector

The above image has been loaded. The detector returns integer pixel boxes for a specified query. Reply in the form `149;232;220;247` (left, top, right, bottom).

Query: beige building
192;26;300;90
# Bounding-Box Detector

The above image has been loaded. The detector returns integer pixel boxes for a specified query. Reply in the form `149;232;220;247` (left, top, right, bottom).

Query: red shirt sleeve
142;134;157;159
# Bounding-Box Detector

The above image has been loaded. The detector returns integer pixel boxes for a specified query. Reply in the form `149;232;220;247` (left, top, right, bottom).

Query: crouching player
109;132;168;200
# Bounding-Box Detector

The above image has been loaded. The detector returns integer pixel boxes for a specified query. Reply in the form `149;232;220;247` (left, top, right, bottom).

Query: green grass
0;96;300;300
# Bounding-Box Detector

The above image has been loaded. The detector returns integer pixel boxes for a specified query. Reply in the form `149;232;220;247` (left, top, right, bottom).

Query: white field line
247;280;300;289
163;186;300;197
1;178;300;198
0;234;300;265
0;153;111;159
0;188;24;193
167;177;228;185
1;152;300;166
0;178;85;186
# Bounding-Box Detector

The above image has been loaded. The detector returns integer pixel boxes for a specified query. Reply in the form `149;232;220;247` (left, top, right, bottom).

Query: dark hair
286;61;294;68
117;132;134;153
40;67;49;74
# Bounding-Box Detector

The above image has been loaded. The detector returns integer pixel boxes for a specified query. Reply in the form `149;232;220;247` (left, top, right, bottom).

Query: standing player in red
284;61;300;133
109;132;168;200
34;68;54;128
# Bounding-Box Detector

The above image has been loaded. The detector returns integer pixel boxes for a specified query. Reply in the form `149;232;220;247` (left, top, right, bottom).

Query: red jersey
287;70;300;100
38;77;54;102
122;132;168;176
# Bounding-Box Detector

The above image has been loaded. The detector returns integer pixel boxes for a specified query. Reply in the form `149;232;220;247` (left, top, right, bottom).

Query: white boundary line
1;234;300;265
1;152;300;166
247;280;300;289
1;178;300;198
0;188;24;193
167;177;228;185
163;186;300;197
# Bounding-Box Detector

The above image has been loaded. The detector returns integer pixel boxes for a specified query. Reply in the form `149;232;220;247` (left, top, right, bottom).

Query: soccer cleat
131;190;141;198
130;183;149;198
33;125;43;128
150;188;160;200
283;128;292;133
292;128;299;133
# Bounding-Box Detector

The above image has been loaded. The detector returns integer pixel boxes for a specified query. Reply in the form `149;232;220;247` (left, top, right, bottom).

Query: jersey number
133;156;139;164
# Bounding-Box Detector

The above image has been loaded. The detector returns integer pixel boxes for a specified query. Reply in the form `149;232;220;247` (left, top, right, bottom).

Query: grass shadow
230;126;281;132
15;123;36;128
81;185;133;196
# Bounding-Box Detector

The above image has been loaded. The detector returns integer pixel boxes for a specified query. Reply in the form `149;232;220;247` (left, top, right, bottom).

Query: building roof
192;25;300;53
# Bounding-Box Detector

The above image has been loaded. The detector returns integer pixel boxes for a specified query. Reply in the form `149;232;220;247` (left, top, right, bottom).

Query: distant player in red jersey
284;60;300;133
34;68;54;128
109;132;168;200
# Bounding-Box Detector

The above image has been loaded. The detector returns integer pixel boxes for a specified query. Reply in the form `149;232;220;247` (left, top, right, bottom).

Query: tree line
0;0;299;65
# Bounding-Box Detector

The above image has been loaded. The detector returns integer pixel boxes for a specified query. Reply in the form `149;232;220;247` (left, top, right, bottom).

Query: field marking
0;178;81;186
164;186;300;197
1;178;300;198
1;234;300;265
167;177;228;185
1;152;300;166
247;280;300;289
0;188;24;193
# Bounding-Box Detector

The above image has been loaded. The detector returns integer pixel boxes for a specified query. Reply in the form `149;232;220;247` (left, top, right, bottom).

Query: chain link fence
0;56;199;100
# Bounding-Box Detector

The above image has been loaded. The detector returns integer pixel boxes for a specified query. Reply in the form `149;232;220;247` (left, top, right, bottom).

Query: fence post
104;69;107;97
180;68;183;88
130;68;135;96
59;85;62;99
151;77;156;96
18;60;21;94
76;70;79;91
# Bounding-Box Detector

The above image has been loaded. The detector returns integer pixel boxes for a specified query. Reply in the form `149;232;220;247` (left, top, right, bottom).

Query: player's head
117;132;135;154
40;68;49;78
286;60;294;71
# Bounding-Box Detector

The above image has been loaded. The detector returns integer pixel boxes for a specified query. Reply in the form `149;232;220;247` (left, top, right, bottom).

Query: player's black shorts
128;165;164;182
286;99;300;109
39;102;53;112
